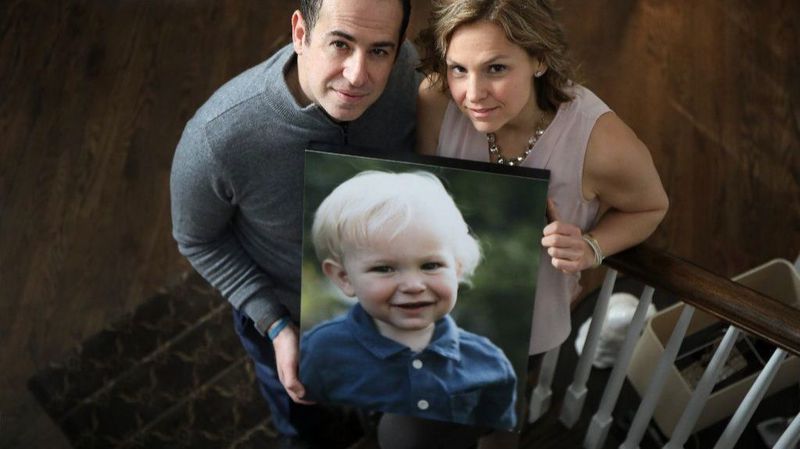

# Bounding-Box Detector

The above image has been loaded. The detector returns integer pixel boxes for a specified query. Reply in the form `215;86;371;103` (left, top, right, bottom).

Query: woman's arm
416;76;450;155
583;112;670;255
543;112;669;273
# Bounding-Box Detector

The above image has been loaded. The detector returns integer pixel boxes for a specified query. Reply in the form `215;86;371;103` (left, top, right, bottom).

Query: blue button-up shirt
300;304;517;430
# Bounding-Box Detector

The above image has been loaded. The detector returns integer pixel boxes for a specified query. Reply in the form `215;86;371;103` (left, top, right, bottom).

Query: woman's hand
541;199;596;274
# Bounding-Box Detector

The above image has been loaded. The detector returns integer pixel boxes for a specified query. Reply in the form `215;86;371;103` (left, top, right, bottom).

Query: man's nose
343;52;368;87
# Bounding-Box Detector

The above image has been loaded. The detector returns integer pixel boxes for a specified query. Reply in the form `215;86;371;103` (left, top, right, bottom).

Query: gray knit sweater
170;43;419;333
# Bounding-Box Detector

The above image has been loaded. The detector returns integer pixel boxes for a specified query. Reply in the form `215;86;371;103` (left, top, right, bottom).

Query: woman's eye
449;65;466;75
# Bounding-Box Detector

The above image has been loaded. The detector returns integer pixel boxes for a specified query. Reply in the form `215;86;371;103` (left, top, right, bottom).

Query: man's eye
488;64;507;73
371;48;390;57
331;41;349;50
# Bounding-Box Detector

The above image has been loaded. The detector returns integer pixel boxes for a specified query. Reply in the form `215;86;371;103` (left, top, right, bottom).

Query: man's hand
272;324;315;404
541;199;595;274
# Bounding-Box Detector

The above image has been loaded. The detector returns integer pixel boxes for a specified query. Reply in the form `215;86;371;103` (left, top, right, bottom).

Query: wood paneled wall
559;0;800;276
0;0;796;447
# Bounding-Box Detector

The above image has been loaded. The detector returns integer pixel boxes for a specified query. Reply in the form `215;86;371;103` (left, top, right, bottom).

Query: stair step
28;272;222;418
27;272;270;448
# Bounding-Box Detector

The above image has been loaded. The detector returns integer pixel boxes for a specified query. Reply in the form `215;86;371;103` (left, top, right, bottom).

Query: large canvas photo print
299;149;549;432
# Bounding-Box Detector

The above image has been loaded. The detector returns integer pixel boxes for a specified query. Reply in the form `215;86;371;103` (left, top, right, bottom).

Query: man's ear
322;259;356;297
291;10;308;54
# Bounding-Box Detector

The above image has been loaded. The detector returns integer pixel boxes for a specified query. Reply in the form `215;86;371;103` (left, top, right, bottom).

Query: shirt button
417;399;429;410
412;359;423;369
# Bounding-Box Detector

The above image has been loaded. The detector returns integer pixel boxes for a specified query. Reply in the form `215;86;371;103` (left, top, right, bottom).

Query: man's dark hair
300;0;411;43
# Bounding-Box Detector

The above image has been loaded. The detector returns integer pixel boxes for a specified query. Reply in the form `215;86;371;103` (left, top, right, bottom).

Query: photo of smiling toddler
299;170;517;430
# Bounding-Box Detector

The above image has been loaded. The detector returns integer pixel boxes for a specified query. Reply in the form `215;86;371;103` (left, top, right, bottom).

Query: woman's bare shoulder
584;112;668;212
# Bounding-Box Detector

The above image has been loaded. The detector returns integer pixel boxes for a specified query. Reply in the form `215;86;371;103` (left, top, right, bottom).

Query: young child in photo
299;170;517;430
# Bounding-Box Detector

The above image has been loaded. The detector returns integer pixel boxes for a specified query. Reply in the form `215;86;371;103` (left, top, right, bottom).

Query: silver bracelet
581;233;604;268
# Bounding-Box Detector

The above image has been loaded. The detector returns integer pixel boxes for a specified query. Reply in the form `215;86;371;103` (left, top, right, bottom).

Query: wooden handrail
605;244;800;356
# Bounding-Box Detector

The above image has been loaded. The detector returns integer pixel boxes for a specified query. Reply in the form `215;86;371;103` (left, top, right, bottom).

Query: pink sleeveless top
436;85;611;354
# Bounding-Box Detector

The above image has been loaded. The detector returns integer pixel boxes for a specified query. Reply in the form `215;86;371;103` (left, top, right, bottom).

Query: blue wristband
267;317;291;341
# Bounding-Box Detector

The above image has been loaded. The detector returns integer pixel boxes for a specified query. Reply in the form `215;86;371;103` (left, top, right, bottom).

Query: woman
416;0;669;358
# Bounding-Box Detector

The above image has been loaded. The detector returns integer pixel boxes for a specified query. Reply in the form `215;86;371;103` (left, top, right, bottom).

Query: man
170;0;417;445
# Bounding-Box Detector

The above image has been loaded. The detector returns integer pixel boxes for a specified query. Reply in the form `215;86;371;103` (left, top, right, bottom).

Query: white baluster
560;269;619;428
773;413;800;449
584;286;655;449
619;304;695;449
713;348;789;449
663;325;741;449
528;346;561;423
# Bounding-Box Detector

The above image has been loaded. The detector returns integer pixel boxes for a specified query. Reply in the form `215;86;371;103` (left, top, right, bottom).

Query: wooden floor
1;0;797;448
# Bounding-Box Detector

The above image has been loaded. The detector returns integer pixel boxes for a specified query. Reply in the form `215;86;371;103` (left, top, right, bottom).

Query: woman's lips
468;106;498;118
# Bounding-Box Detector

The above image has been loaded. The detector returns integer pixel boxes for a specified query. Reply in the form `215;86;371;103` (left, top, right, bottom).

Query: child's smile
393;300;435;309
